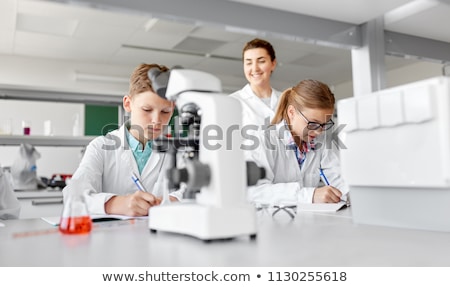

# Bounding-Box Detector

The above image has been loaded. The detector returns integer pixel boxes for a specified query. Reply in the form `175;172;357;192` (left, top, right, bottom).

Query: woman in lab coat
63;63;183;216
230;38;281;130
248;79;349;205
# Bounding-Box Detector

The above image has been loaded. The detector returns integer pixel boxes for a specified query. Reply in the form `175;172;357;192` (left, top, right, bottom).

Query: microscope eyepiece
148;67;170;99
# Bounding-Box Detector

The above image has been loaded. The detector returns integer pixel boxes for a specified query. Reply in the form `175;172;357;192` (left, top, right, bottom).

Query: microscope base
148;202;257;241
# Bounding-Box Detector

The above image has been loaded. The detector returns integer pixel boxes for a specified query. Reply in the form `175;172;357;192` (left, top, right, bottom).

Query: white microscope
147;68;264;242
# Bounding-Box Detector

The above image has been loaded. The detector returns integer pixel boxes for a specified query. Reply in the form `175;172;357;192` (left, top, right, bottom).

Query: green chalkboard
84;105;119;136
84;105;182;136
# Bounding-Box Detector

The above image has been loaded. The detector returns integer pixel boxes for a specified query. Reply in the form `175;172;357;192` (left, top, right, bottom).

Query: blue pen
319;167;349;206
319;167;330;186
131;173;147;192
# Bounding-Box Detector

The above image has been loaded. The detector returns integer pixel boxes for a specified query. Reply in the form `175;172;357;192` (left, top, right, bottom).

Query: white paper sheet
297;201;347;212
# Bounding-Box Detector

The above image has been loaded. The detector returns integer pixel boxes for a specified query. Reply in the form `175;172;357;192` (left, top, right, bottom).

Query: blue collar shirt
125;128;152;175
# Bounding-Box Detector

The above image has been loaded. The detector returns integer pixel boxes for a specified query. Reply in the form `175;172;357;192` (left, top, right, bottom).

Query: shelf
0;135;96;146
0;85;122;147
14;189;63;200
0;84;122;106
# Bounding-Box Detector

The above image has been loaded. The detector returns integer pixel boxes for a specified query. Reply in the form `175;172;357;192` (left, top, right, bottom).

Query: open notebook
42;214;147;226
297;201;348;212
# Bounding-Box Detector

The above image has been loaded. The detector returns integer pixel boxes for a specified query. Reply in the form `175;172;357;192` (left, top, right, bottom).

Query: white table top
1;207;450;267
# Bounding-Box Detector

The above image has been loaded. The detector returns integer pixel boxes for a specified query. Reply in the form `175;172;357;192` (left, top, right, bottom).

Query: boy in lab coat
63;63;183;216
248;79;349;205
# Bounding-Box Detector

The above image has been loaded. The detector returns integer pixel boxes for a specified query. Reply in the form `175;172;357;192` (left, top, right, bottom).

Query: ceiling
0;0;449;95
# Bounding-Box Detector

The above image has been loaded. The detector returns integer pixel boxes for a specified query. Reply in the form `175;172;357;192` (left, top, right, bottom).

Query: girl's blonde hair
271;79;335;125
128;63;169;97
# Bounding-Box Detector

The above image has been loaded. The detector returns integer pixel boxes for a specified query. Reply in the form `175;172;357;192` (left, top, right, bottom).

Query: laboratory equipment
59;182;92;235
148;68;265;241
46;173;72;189
22;120;31;135
0;166;20;219
44;120;53;136
0;118;12;135
10;143;40;190
338;76;450;232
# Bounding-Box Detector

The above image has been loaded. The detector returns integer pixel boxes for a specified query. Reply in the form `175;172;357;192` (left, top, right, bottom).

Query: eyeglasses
256;204;297;220
296;108;334;131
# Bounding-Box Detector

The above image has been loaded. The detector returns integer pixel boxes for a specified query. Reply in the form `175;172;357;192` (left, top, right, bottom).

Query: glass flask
59;192;92;235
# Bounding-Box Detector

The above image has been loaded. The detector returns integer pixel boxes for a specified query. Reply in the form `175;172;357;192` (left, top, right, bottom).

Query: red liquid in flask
59;215;92;234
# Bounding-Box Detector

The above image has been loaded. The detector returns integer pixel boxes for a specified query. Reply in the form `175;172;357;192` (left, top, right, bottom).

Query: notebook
297;201;347;212
41;214;147;226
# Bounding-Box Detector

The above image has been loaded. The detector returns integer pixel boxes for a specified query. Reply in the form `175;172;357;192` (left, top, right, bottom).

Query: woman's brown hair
242;38;276;62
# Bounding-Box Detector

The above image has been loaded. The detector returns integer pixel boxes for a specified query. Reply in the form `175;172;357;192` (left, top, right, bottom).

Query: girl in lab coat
230;38;281;130
248;79;349;205
63;63;183;216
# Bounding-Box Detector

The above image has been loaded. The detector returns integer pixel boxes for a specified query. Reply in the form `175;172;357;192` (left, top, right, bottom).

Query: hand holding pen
132;172;147;192
104;189;160;216
319;167;330;186
319;167;350;206
130;173;161;210
131;172;162;204
313;167;342;203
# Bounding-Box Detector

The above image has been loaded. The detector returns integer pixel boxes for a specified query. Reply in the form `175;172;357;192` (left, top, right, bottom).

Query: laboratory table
14;189;64;219
1;207;450;267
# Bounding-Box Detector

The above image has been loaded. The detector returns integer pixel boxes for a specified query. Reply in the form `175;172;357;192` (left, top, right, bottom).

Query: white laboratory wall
334;61;443;100
386;61;443;88
0;55;129;178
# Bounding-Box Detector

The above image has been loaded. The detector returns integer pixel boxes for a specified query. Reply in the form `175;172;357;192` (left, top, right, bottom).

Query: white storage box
338;76;450;232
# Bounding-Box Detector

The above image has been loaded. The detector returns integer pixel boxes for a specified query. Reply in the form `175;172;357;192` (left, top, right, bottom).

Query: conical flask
59;184;92;235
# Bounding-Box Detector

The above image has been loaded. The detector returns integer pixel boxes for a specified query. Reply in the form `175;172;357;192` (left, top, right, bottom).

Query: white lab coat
63;124;183;214
230;84;281;128
247;121;349;205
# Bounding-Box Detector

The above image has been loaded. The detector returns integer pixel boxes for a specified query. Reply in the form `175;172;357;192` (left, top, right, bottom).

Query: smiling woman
230;38;282;130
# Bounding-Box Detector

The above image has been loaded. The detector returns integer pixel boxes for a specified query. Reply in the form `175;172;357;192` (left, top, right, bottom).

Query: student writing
247;79;349;205
62;63;183;216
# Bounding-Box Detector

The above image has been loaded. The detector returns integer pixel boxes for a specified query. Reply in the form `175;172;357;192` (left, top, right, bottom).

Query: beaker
22;120;31;135
59;193;92;235
43;120;53;136
0;118;12;135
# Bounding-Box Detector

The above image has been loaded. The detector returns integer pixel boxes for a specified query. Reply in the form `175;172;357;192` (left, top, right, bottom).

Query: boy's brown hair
128;63;169;97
